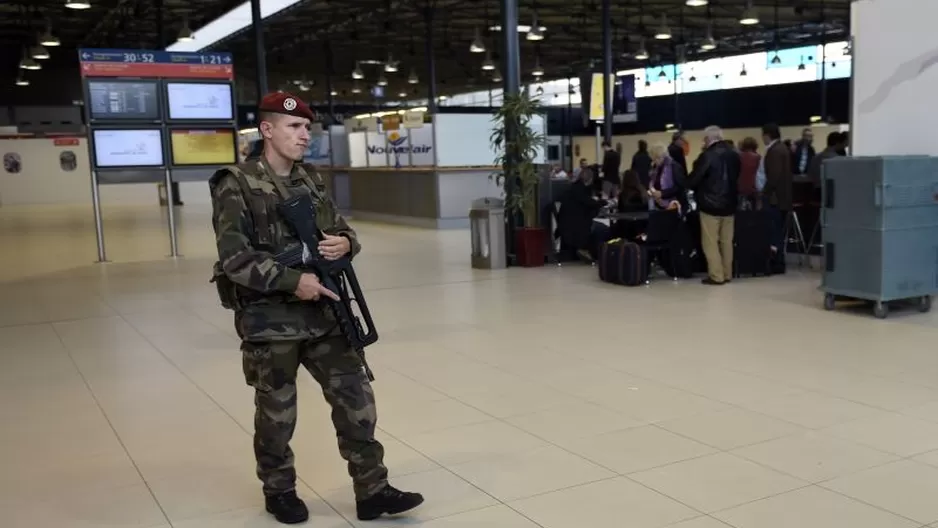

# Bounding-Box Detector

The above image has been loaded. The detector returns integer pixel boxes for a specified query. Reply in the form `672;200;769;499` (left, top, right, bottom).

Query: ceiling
208;0;852;103
0;0;240;79
1;0;852;104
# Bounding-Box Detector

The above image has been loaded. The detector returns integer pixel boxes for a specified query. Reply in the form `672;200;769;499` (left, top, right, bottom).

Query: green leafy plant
490;90;546;228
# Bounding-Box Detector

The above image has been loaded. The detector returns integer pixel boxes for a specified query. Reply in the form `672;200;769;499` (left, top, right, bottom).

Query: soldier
209;92;424;524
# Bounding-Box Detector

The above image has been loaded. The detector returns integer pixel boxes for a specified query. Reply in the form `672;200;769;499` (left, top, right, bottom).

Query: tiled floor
4;203;938;527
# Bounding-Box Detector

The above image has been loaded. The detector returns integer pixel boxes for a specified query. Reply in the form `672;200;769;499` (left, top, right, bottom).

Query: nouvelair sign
367;131;432;155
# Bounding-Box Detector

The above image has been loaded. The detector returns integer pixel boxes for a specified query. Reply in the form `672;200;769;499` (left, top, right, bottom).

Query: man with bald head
209;92;423;524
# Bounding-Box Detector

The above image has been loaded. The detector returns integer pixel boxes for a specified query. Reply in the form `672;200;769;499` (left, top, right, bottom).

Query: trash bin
469;197;506;269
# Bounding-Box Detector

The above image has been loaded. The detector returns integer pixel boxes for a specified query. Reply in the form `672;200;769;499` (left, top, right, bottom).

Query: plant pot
515;227;546;267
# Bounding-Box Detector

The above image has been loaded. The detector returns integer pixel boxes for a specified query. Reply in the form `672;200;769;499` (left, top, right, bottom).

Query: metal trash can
469;197;506;269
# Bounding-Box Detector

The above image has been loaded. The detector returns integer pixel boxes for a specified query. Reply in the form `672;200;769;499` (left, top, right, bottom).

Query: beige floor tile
0;481;169;528
822;412;938;456
819;460;938;524
630;452;806;513
319;468;498;526
450;381;590;419
8;205;938;527
415;505;542;528
560;425;717;474
731;431;900;483
399;419;550;467
510;477;701;528
738;390;884;429
447;445;615;501
657;407;805;450
505;402;644;443
713;485;919;528
170;499;352;528
664;517;735;528
376;397;494;437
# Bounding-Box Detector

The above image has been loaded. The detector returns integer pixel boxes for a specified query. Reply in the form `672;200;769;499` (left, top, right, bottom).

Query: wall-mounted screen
92;129;164;168
87;80;160;121
166;82;234;120
170;128;236;166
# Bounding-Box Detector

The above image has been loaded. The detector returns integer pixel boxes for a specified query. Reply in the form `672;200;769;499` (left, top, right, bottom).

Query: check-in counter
330;110;546;229
328;166;501;229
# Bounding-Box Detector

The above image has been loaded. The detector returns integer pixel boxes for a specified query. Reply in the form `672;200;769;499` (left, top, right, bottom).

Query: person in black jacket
558;168;606;262
684;126;740;285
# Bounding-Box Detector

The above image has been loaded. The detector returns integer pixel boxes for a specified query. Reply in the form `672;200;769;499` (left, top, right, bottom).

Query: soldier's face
261;115;311;161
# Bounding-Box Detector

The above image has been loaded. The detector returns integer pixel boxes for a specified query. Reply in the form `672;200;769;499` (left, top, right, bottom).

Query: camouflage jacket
209;158;361;342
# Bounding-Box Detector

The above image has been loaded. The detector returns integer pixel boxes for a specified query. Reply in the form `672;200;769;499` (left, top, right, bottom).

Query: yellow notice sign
589;73;616;122
170;129;236;165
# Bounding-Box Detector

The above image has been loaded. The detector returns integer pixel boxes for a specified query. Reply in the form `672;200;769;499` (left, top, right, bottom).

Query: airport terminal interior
5;0;938;527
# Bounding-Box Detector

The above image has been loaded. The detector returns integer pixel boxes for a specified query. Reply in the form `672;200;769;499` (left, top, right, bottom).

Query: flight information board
166;82;234;121
87;80;160;121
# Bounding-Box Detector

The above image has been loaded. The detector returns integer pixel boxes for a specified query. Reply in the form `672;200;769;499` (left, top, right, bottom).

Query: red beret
258;92;315;121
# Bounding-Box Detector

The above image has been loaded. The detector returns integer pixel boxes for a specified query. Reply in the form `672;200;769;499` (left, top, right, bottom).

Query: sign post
78;48;236;261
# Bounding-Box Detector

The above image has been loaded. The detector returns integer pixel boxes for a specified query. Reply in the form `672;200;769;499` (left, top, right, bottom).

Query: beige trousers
699;212;735;282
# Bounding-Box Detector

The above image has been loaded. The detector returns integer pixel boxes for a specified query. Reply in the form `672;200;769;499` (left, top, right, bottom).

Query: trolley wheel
874;301;889;319
823;293;836;311
919;296;932;313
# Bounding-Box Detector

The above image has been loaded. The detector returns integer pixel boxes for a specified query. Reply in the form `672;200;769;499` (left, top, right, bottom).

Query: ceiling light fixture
481;51;495;71
527;17;545;41
352;62;364;80
39;27;60;47
408;68;419;84
532;58;544;77
16;75;29;86
384;54;398;73
700;25;716;51
31;45;50;60
771;53;781;64
739;2;759;25
685;0;708;6
655;15;672;40
65;0;91;9
492;69;503;83
635;38;649;60
470;28;486;53
377;74;388;86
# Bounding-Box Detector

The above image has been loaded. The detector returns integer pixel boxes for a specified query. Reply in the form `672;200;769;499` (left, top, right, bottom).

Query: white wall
851;0;938;156
434;113;546;167
0;137;210;207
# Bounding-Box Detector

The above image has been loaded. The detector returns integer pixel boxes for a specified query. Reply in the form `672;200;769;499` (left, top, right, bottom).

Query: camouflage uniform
209;159;388;501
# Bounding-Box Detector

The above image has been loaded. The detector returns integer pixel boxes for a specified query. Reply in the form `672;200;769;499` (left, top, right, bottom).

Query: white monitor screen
92;129;164;168
166;82;233;120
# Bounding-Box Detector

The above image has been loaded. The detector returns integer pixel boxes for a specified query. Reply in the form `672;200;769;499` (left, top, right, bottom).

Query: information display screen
92;129;164;168
166;82;234;120
170;128;236;166
87;80;160;121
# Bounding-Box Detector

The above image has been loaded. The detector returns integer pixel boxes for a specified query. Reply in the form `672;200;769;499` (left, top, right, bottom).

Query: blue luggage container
819;155;938;318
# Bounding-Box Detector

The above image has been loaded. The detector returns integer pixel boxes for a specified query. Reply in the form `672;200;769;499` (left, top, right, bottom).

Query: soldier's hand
318;234;350;261
295;273;340;302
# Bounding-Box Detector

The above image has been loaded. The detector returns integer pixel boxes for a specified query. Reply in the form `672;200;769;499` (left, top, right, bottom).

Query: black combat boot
265;490;309;524
356;485;425;521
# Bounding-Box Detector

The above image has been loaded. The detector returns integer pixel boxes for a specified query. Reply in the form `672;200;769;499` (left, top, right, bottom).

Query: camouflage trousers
241;333;388;500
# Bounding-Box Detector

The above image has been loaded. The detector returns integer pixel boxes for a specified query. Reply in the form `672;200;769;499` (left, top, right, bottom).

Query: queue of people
553;124;849;285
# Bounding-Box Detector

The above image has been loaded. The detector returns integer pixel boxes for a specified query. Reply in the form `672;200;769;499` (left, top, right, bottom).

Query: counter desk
325;166;502;229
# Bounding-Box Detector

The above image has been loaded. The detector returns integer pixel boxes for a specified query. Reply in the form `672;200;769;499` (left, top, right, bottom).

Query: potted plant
490;90;547;267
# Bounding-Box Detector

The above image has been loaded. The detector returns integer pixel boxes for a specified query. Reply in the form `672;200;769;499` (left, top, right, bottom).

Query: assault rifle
273;193;378;380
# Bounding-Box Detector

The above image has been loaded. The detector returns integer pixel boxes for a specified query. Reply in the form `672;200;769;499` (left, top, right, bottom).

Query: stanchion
90;170;107;262
164;169;180;257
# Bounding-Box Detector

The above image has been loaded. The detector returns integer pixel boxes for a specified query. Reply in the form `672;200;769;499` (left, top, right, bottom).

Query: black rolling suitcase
598;239;649;286
733;210;773;277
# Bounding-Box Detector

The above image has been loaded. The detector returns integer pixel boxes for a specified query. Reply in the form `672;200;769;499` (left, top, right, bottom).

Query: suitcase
599;239;649;286
733;210;773;277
